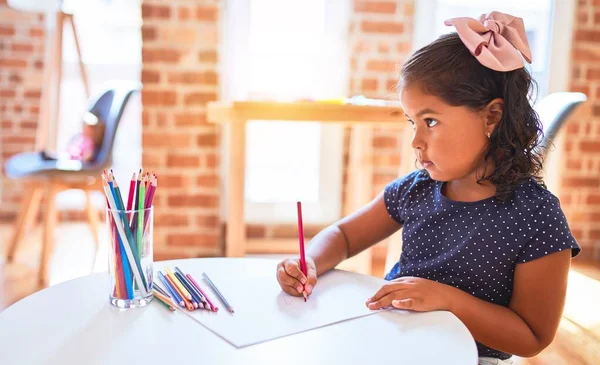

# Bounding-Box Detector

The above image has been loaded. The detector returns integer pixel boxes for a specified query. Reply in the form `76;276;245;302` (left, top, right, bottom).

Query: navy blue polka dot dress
384;170;580;360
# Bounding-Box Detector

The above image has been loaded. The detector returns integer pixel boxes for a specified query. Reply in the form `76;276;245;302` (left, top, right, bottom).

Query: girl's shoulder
513;178;563;210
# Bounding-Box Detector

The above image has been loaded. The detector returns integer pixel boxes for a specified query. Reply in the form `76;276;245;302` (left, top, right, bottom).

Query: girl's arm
307;192;403;275
449;249;571;357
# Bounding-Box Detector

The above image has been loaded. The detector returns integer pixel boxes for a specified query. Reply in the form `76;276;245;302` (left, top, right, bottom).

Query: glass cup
106;206;154;308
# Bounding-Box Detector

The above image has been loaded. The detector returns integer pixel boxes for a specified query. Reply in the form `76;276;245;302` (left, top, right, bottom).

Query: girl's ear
483;98;504;134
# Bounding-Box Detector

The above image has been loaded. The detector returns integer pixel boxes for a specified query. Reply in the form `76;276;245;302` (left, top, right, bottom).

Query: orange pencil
165;273;194;311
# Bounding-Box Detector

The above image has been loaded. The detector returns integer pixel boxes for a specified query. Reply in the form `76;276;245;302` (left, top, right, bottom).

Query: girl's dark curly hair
399;32;545;201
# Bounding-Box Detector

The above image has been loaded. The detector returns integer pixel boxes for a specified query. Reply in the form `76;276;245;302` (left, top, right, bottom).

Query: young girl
276;11;580;364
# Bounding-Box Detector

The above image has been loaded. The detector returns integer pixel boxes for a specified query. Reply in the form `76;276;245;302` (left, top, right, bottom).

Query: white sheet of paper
182;270;387;348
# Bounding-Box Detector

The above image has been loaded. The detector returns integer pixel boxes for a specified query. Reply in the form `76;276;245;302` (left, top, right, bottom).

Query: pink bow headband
444;11;532;72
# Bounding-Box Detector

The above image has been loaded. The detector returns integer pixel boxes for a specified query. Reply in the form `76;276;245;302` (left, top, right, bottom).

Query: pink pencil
186;273;219;312
297;201;307;302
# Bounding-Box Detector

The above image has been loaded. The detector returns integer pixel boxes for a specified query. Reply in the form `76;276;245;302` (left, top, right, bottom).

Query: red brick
366;60;397;73
141;25;156;41
142;151;163;167
24;90;41;99
11;43;34;52
586;193;600;205
197;133;218;147
196;174;218;188
167;71;218;85
196;214;219;227
143;133;193;148
0;26;15;36
566;123;580;135
141;4;170;19
143;90;177;106
361;21;404;34
594;105;600;117
575;30;600;42
563;177;600;188
595;11;600;24
0;89;16;98
198;50;218;63
166;154;201;168
580;141;600;152
361;78;378;92
168;194;218;208
0;58;27;68
174;113;207;126
571;85;589;95
1;136;36;145
354;1;397;14
141;70;160;84
572;48;600;62
178;6;191;20
184;92;217;106
566;159;582;170
196;6;218;21
156;174;193;189
167;233;219;247
8;73;22;83
205;152;218;168
155;213;189;227
591;230;600;239
386;78;398;91
29;27;44;37
142;49;180;64
577;9;589;23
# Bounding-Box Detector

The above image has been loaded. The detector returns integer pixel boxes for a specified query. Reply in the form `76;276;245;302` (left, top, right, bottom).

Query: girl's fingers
277;265;304;293
392;299;415;310
284;259;307;284
367;282;409;304
367;293;396;310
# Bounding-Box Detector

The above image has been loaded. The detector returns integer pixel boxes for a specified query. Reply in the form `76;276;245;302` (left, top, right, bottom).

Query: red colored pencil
297;201;307;302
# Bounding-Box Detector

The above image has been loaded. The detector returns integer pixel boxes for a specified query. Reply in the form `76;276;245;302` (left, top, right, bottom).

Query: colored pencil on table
153;290;175;312
158;271;184;307
203;273;234;313
174;271;203;309
166;268;192;300
187;273;218;312
153;282;170;298
175;267;208;306
297;201;308;302
165;272;194;311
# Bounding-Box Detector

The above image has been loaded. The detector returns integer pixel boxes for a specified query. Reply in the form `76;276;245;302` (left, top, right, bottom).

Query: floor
1;223;599;364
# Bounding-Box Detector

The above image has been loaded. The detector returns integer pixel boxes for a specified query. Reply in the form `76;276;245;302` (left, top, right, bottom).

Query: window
221;0;350;223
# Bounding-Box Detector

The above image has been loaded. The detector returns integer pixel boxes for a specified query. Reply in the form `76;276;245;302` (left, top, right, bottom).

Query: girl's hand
365;276;456;312
276;257;318;298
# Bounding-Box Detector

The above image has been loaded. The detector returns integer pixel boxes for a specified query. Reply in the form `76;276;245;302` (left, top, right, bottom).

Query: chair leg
85;190;100;272
39;182;59;286
6;184;43;262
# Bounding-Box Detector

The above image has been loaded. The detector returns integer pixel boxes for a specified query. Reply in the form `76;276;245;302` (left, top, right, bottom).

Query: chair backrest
534;92;587;154
87;81;141;170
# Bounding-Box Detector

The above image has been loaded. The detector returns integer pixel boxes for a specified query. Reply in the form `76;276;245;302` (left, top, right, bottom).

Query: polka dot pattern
383;170;580;360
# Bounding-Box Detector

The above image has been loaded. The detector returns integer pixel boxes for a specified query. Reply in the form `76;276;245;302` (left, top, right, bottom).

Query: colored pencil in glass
203;273;233;313
158;271;184;307
136;172;145;258
187;273;218;312
102;178;147;297
297;201;308;302
105;175;134;299
127;172;136;222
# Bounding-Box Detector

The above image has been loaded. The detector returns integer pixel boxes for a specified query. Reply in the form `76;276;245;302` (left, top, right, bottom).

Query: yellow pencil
166;267;193;300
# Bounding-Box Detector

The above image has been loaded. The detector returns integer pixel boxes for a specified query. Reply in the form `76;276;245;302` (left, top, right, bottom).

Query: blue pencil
175;267;207;306
108;181;134;300
158;271;184;307
174;271;203;308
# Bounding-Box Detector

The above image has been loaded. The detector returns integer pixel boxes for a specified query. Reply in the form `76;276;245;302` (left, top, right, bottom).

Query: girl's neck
442;162;496;203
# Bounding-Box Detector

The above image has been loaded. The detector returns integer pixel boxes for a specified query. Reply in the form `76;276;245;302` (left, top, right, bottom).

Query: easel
37;6;90;152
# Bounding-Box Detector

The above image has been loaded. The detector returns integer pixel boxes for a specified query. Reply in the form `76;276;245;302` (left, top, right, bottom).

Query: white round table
0;258;477;364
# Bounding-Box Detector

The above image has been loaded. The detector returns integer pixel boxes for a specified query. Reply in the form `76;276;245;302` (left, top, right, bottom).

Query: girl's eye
425;118;439;127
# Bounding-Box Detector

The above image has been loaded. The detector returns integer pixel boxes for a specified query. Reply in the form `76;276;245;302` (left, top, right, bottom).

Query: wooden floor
1;223;599;364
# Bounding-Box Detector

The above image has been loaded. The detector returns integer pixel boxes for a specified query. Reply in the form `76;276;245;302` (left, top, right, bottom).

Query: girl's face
400;85;500;183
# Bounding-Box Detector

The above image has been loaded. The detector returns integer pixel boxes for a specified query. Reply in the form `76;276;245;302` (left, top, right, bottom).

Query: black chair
4;80;141;285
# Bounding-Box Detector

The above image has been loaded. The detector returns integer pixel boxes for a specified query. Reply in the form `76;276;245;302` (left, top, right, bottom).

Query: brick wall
0;3;44;220
140;0;222;260
562;0;600;260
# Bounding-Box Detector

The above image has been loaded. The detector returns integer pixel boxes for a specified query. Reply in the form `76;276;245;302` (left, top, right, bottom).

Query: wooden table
0;258;478;364
207;101;412;274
